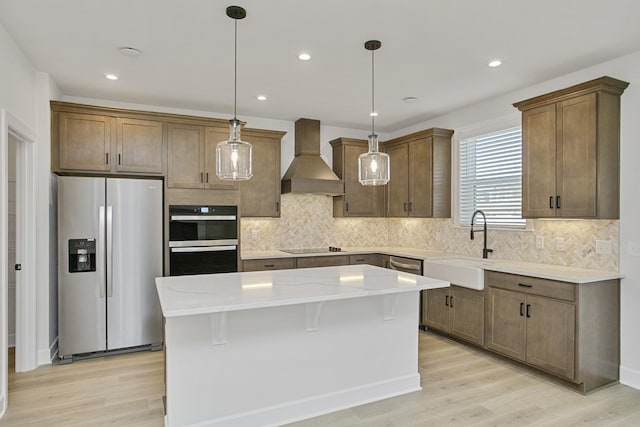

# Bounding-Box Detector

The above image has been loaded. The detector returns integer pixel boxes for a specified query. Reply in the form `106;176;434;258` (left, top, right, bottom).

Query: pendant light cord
371;48;375;134
234;18;238;120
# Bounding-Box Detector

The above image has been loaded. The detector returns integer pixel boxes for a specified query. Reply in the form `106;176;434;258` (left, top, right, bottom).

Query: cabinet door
408;137;432;217
525;295;575;379
386;143;409;217
556;94;597;218
296;256;348;268
240;134;280;216
343;145;385;217
167;124;205;188
522;104;557;218
486;287;526;361
449;286;484;346
203;127;239;190
422;287;450;332
115;118;164;174
58;112;112;171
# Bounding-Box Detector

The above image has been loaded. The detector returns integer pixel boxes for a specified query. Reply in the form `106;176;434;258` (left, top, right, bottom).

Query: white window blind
459;127;524;228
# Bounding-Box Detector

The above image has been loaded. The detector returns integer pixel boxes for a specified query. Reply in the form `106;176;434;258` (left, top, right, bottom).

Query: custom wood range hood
281;118;344;196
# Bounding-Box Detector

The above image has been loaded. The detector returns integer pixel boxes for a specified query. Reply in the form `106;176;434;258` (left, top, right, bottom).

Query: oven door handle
170;215;236;221
169;239;238;248
170;245;237;253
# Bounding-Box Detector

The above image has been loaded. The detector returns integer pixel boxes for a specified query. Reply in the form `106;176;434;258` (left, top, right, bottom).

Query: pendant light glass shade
358;40;390;186
216;5;253;181
358;133;390;186
216;118;253;180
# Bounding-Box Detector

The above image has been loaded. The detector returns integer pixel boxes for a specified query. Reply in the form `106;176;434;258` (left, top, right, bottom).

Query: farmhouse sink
423;256;493;290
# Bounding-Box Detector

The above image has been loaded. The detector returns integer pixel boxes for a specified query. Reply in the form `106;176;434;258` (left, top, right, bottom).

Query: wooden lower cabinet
485;270;618;392
242;258;295;272
422;285;484;346
348;253;380;266
296;256;348;269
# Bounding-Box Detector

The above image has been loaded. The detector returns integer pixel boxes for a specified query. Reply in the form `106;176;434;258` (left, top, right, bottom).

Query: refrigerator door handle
98;206;106;298
106;205;114;298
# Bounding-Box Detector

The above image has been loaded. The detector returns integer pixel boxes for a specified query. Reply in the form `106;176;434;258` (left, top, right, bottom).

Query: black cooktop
280;246;342;254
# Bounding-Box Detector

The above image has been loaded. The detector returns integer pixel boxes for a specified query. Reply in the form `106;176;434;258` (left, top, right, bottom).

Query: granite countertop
241;247;623;284
156;264;449;318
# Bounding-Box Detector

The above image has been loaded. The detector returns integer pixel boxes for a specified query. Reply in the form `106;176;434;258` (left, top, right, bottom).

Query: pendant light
358;40;390;186
216;5;253;181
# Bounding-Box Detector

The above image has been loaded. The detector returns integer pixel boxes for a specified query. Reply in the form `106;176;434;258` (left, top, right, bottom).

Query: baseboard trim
187;374;421;427
620;365;640;390
38;336;58;366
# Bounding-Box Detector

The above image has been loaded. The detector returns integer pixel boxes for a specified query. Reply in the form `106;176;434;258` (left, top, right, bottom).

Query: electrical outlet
555;237;566;252
596;240;612;255
535;236;544;250
629;241;640;257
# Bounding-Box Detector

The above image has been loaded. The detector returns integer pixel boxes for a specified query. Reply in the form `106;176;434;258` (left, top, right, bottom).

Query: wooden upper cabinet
239;129;286;217
330;138;384;217
116;118;164;174
514;76;629;219
53;102;163;175
56;112;113;172
167;123;205;188
166;125;238;190
385;128;453;218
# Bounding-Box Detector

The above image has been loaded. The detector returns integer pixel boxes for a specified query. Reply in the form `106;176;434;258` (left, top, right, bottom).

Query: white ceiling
1;0;639;132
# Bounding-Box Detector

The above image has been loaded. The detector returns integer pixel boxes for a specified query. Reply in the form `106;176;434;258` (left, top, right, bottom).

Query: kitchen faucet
470;210;493;259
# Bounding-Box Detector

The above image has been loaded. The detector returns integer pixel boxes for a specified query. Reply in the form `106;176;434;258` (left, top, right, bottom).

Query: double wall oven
169;205;238;276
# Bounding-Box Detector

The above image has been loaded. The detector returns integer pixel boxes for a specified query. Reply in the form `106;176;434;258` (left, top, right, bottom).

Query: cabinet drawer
296;256;348;269
486;271;575;302
243;258;295;272
348;254;379;266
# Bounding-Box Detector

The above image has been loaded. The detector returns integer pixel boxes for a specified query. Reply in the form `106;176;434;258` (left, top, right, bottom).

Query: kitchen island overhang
156;265;449;427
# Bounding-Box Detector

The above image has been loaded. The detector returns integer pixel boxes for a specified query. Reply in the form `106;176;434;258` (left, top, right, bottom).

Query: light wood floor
2;332;640;426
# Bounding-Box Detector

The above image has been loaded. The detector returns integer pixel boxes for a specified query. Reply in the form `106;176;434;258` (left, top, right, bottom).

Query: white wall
393;50;640;389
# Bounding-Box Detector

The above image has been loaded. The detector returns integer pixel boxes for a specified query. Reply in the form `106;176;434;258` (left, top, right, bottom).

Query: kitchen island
156;265;449;427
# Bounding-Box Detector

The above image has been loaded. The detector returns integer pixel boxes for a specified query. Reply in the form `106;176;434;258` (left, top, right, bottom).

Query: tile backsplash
241;194;618;271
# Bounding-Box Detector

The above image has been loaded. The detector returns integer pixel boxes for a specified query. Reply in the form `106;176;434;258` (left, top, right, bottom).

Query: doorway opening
1;109;37;418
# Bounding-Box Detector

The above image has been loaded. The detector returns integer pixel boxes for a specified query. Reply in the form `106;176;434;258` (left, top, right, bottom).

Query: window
458;126;525;228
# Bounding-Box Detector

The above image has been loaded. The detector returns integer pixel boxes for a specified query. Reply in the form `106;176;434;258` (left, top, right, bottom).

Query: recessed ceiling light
370;111;378;117
119;47;142;57
298;52;311;61
257;95;267;101
105;73;119;80
488;59;502;68
402;96;418;103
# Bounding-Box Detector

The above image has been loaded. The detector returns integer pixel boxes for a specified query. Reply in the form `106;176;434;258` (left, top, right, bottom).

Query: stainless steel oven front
169;205;238;276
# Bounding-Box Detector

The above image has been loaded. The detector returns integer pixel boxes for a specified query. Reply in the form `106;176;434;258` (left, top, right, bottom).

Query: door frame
0;109;37;417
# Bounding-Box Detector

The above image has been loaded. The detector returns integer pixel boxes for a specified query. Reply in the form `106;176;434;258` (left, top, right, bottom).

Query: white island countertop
156;264;449;318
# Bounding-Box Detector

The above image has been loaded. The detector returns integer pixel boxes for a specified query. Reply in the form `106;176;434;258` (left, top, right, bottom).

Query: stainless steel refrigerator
57;176;163;362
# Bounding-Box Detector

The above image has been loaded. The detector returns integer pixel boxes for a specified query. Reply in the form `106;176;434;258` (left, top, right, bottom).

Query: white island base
157;265;449;427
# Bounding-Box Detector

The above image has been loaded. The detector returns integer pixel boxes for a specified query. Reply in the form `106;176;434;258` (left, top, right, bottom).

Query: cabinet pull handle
200;172;204;183
445;295;449;307
526;304;531;318
403;202;408;212
205;172;209;183
118;153;121;165
356;258;365;262
345;202;349;212
520;302;524;316
408;202;413;212
556;196;561;209
105;153;109;165
450;296;454;308
276;201;280;212
518;283;533;288
264;264;275;268
549;196;554;209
